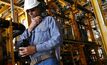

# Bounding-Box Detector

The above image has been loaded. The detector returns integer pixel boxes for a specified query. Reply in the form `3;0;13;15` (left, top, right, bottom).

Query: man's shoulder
42;16;55;24
44;16;54;19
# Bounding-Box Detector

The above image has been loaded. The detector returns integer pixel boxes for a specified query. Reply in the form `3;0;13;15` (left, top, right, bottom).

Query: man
17;0;62;65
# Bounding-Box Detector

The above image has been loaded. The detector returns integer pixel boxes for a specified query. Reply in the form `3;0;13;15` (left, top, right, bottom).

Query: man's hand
28;16;42;32
19;46;36;57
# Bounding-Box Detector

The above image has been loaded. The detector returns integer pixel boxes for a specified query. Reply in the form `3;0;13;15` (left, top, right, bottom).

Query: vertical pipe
9;0;15;65
25;11;31;27
90;0;107;55
10;0;15;23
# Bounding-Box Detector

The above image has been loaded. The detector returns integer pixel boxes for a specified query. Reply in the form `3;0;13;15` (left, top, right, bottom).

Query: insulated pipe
90;0;107;55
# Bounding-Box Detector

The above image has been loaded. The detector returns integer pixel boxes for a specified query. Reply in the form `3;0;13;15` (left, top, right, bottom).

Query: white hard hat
24;0;40;11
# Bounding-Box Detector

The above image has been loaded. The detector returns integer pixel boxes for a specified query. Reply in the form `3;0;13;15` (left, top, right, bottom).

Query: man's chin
31;16;35;18
31;16;37;18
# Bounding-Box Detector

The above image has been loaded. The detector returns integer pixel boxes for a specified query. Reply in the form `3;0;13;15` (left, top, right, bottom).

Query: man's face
27;7;40;18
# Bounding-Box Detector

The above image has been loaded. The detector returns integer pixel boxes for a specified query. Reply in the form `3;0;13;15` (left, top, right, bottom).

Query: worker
17;0;62;65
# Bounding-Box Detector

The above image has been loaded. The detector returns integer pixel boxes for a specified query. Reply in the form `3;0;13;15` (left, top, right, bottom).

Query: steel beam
90;0;107;55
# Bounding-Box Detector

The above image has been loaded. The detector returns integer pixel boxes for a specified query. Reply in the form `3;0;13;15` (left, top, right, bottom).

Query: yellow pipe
90;0;107;55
